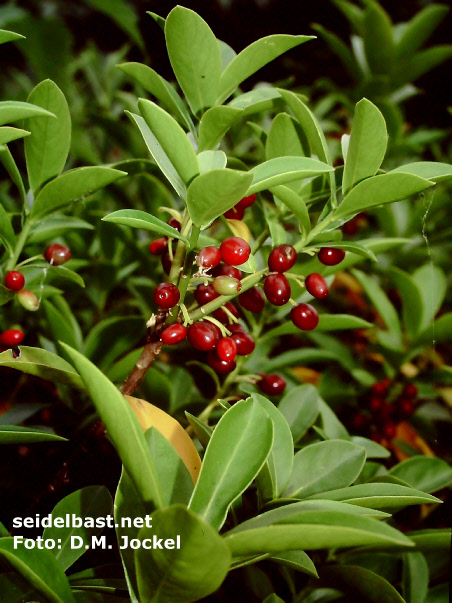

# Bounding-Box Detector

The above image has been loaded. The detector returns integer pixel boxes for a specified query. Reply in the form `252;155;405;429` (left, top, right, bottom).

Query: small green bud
17;289;39;311
213;275;242;296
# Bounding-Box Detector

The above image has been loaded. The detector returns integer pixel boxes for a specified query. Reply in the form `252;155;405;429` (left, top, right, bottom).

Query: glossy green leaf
321;565;405;603
24;79;71;194
102;209;188;243
0;425;67;444
228;87;281;115
389;161;452;183
284;440;366;499
188;399;273;530
278;384;320;443
197;106;242;152
185;413;212;448
165;6;222;116
217;35;313;104
147;11;165;30
0;145;26;200
350;437;390;459
0;203;16;254
248;157;333;195
389;457;452;494
402;552;429;603
0;29;25;44
31;166;127;220
271;185;310;237
266;112;309;160
197;150;227;173
43;299;83;352
0;126;30;145
271;550;318;578
396;5;449;59
83;0;144;49
187;168;253;228
0;538;75;602
28;215;94;244
145;427;193;506
138;99;199;187
0;100;55;126
253;393;294;500
407;529;451;552
136;505;230;603
342;99;387;196
30;261;85;288
0;346;84;389
363;4;394;75
412;264;447;333
43;486;112;571
335;173;434;219
60;343;163;508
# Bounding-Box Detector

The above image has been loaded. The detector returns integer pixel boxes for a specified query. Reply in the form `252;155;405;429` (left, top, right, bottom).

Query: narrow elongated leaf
83;0;144;49
102;209;188;243
136;506;230;603
185;413;212;448
165;6;222;116
0;145;26;199
217;35;313;103
389;161;452;183
187;168;253;228
402;552;429;603
321;565;405;603
0;202;15;254
188;399;273;530
396;4;449;59
43;299;83;352
0;126;30;145
392;45;452;87
248;157;333;194
25;79;71;194
307;483;441;508
278;384;320;443
363;4;394;75
0;100;54;126
342;99;387;195
0;425;67;444
312;24;362;81
197;106;242;152
271;550;318;578
60;343;163;509
31;167;127;219
389;457;452;493
0;29;25;44
270;185;310;238
28;215;94;244
412;264;447;333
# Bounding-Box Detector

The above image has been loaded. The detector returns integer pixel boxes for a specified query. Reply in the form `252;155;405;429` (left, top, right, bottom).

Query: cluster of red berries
223;193;257;220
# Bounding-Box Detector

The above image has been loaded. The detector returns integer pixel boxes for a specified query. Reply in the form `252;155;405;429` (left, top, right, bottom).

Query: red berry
161;252;172;275
369;397;384;413
371;379;390;398
220;237;251;266
212;301;240;324
211;264;242;280
161;323;187;345
236;193;257;210
351;413;370;431
224;205;245;220
187;322;220;351
290;303;319;331
17;289;39;311
382;421;396;439
264;273;291;306
268;245;297;273
149;238;168;255
318;247;345;266
305;273;329;299
228;323;244;333
213;275;242;296
0;329;24;347
168;217;181;231
197;246;221;269
44;244;71;266
238;287;265;313
217;337;237;362
153;283;180;309
194;283;219;306
258;374;286;396
230;329;255;356
397;399;416;420
5;271;25;292
402;383;418;399
207;349;236;375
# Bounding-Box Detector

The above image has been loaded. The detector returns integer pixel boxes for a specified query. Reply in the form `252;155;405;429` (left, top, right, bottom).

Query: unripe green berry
212;275;242;296
17;289;39;311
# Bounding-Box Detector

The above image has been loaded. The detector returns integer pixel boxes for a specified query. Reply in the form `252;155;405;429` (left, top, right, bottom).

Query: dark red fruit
397;399;416;420
228;323;244;333
220;237;251;266
213;275;242;296
149;238;168;255
230;329;255;356
264;274;291;306
211;264;242;280
187;322;220;351
168;217;181;232
258;374;286;396
153;283;180;309
305;273;329;299
161;323;187;345
371;379;390;398
236;193;257;210
238;287;265;313
194;283;219;306
369;397;384;413
224;205;245;220
197;246;221;269
0;329;24;347
268;245;297;273
382;421;396;439
290;303;319;331
217;337;237;362
402;383;418;399
212;302;240;324
5;271;25;291
207;349;236;375
351;413;370;431
318;247;345;266
44;243;71;266
161;252;172;275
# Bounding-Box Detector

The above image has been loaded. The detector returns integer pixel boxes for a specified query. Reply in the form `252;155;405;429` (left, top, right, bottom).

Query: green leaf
0;346;84;389
229;87;282;115
389;457;452;494
389;161;452;183
392;45;452;87
0;29;25;44
43;486;112;571
187;168;253;228
317;241;378;262
185;413;212;449
218;39;237;71
402;552;429;603
147;11;165;31
412;264;447;334
253;393;294;500
0;145;26;200
335;173;434;219
165;6;222;116
28;215;94;244
263;314;374;340
266;112;309;160
102;209;188;243
197;106;242;152
284;440;366;499
342;99;387;196
278;384;320;443
138;99;199;187
0;283;15;306
248;157;333;195
197;150;227;173
145;427;193;506
188;399;273;530
0;425;67;444
31;166;127;220
43;299;83;352
0;126;30;145
321;565;405;603
311;24;362;81
83;0;144;49
0;402;44;425
0;538;75;602
136;505;230;603
24;79;71;194
407;529;451;552
217;35;314;104
307;482;441;508
0;100;55;126
389;267;424;339
270;185;310;238
396;5;449;59
60;343;163;509
350;437;390;459
271;550;318;578
363;4;394;75
415;313;452;346
0;202;16;254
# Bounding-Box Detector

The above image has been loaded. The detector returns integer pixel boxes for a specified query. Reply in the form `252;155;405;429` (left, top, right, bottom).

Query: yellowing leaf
226;219;251;244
